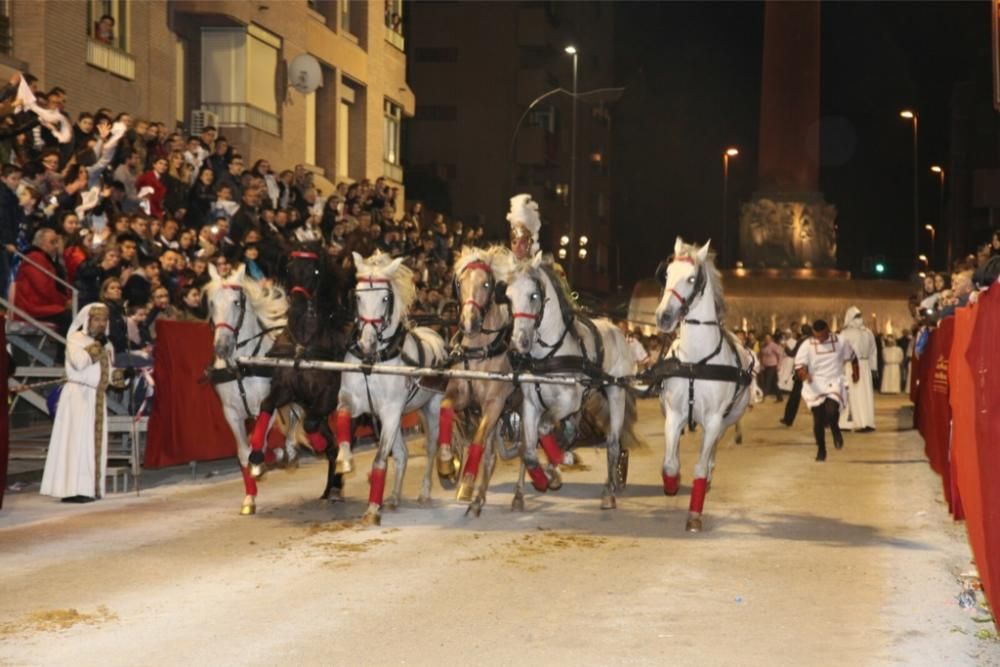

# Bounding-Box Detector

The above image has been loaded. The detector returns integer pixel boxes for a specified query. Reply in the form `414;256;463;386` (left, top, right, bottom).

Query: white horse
337;251;448;526
506;252;635;510
653;237;754;532
205;264;296;515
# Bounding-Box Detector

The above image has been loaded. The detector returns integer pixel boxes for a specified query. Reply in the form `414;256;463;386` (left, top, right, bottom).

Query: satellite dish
288;54;322;94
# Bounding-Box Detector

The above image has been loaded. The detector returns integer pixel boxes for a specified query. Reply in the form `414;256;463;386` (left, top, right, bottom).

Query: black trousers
811;398;842;450
783;378;803;424
761;366;781;398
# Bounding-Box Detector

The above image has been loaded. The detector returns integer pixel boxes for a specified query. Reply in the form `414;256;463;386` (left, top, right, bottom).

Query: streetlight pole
930;165;945;269
901;110;919;268
924;224;936;269
722;147;739;268
566;45;579;284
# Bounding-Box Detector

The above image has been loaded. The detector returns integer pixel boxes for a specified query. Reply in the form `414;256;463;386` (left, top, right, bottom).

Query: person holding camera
40;303;128;503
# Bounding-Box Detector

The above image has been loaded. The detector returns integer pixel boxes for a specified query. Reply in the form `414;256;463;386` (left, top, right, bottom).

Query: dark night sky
612;1;991;285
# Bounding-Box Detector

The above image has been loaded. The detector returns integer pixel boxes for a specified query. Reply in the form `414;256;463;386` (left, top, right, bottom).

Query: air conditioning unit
190;109;219;135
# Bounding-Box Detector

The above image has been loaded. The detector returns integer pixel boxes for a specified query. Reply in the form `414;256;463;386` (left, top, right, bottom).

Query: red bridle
459;261;493;312
290;285;313;300
668;255;696;307
356;275;392;327
289;251;320;299
213;284;243;333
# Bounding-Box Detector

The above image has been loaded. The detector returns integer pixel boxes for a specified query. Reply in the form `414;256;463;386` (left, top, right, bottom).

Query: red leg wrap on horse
241;466;257;496
690;477;708;514
264;447;278;465
250;412;271;451
539;434;562;466
464;443;485;478
663;472;680;496
335;409;352;447
439;406;455;446
306;430;327;453
368;467;387;506
528;465;549;492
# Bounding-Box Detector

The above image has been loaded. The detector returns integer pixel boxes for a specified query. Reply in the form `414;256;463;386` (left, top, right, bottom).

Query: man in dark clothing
229;185;261;245
0;164;23;296
122;256;159;307
780;324;812;427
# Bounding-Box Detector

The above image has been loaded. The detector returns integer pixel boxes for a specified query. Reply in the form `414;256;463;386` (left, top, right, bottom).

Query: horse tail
581;389;648;451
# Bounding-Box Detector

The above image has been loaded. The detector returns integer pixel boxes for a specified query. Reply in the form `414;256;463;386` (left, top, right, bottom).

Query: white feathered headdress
507;193;541;254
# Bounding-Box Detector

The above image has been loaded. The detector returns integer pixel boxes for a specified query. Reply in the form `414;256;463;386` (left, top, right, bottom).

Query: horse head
206;261;248;360
352;250;412;356
654;236;712;333
454;246;510;337
507;251;550;355
285;241;326;306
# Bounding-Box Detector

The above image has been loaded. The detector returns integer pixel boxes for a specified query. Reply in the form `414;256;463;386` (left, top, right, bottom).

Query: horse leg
468;400;503;517
249;385;290;477
734;418;743;445
662;400;685;496
436;396;461;488
418;394;443;505
385;427;407;511
335;393;355;474
457;399;491;503
537;420;563;491
687;416;724;533
281;406;300;467
512;460;527;512
520;397;549;494
361;412;402;526
224;403;257;516
600;386;626;510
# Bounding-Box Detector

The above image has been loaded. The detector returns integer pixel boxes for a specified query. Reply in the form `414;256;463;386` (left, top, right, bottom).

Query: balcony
383;161;403;183
200;103;281;136
384;26;404;52
85;38;135;80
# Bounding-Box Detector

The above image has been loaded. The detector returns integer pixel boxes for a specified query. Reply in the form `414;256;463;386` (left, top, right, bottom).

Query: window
87;0;128;51
385;0;403;33
200;25;281;135
341;0;351;34
384;100;401;165
0;1;11;55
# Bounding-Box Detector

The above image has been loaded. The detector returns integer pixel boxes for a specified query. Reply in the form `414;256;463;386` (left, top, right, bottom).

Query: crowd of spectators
0;70;488;373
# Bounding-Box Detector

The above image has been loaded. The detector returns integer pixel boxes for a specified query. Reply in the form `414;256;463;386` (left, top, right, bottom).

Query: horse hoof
734;435;743;445
361;510;381;526
249;463;265;480
511;494;525;512
437;454;461;490
663;473;680;496
686;515;703;533
321;487;344;503
600;492;617;510
240;499;256;516
456;474;475;503
547;468;563;491
466;500;483;518
335;459;353;474
384;497;399;511
562;450;581;467
284;457;300;471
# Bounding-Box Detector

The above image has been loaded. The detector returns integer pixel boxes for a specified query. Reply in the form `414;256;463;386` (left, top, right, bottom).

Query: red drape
915;317;954;509
966;288;1000;614
952;305;986;563
0;320;8;510
145;320;237;468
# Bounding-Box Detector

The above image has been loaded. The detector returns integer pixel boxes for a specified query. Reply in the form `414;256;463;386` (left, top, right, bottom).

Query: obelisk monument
739;1;837;269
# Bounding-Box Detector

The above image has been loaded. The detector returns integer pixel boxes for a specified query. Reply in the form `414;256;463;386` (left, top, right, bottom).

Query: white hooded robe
838;306;878;430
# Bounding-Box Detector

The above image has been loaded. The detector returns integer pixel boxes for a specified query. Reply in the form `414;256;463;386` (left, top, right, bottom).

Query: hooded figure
40;303;122;502
838;306;878;431
507;193;541;260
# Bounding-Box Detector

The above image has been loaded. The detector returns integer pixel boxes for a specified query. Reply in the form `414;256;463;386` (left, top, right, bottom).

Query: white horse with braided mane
505;252;635;510
205;264;300;516
336;250;447;526
653;237;753;532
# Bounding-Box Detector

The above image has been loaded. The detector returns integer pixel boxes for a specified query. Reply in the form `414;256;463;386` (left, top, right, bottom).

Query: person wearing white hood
838;306;878;432
40;303;127;503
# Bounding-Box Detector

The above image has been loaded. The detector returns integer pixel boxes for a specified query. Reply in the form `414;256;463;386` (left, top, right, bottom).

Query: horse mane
455;244;515;282
356;249;417;311
512;253;576;318
242;278;288;330
675;240;726;317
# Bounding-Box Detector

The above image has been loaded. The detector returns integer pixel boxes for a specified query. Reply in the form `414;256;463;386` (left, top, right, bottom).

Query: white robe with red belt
793;335;857;409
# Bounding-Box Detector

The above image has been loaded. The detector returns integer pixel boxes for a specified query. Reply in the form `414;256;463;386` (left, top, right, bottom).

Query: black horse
247;241;352;500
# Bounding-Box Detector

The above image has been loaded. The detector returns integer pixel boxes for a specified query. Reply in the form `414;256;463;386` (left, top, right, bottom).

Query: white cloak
40;306;115;500
880;346;904;394
839;323;878;430
794;334;857;409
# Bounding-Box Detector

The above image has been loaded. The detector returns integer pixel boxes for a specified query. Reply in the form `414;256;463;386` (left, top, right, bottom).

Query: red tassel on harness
528;465;549;492
689;477;708;514
241;466;258;497
663;472;680;496
439;406;455;446
335;409;352;447
539;434;562;466
306;430;327;453
250;411;271;450
368;467;387;505
464;442;485;478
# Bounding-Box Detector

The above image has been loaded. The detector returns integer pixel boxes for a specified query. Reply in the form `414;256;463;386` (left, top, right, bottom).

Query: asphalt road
1;395;997;666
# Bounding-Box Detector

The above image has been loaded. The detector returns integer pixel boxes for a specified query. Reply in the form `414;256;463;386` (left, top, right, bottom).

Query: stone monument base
739;192;838;270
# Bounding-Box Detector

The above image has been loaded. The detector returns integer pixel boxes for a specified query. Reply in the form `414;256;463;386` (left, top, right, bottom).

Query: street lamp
565;45;579;284
722;147;739;268
900;110;919;267
917;254;928;268
930;165;946;268
923;223;936;270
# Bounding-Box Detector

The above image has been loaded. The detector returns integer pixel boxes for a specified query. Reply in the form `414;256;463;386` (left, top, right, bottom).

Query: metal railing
200;103;281;136
11;248;78;320
85;38;136;80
